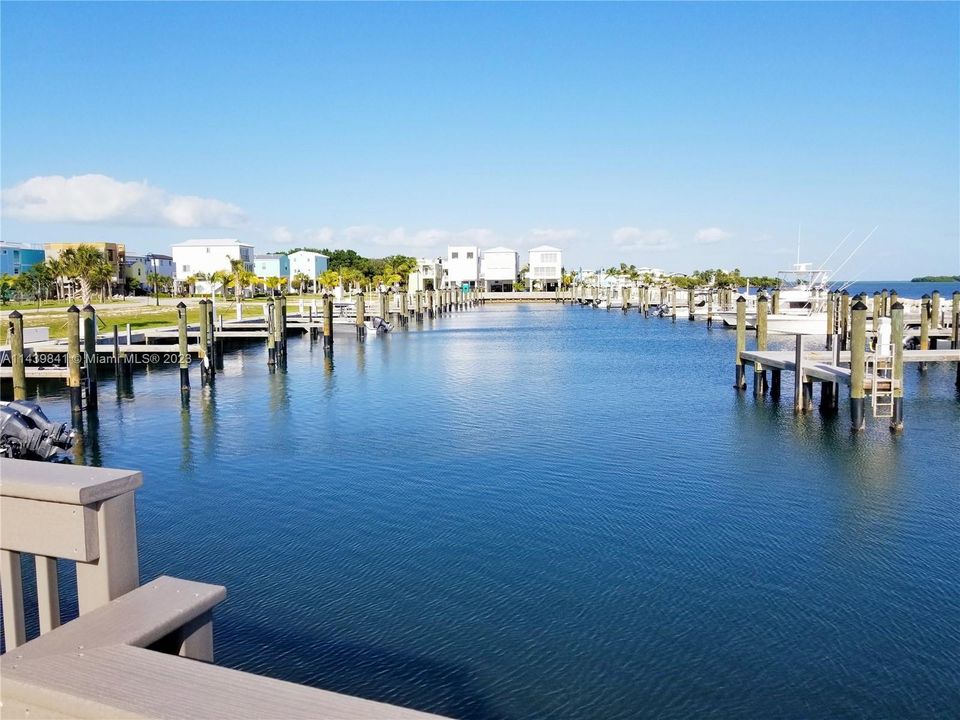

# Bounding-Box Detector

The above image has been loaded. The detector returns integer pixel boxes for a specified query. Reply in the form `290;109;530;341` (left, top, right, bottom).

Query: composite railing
0;459;444;719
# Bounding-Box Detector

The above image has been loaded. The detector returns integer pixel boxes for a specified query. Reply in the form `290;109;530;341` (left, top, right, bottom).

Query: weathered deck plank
0;459;142;505
7;576;225;662
2;644;447;719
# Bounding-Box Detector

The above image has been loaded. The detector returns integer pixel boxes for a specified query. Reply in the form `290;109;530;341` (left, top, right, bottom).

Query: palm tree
339;267;363;292
264;276;286;296
59;245;111;305
318;270;340;293
292;272;310;295
227;259;256;307
210;270;230;300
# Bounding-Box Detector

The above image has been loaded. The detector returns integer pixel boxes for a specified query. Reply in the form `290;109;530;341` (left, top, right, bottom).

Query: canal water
13;303;960;718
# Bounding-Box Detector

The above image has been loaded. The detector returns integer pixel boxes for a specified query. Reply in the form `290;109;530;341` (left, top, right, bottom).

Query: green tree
59;245;111;305
210;270;230;300
319;269;341;292
292;272;310;294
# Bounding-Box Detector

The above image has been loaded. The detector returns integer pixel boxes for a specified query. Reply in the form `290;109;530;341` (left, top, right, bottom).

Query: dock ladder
868;341;896;418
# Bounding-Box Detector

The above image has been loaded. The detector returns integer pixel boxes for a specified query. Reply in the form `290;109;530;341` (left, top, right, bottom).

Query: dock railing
0;459;444;719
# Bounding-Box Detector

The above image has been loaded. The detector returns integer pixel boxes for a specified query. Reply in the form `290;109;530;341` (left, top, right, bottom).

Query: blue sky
2;2;957;277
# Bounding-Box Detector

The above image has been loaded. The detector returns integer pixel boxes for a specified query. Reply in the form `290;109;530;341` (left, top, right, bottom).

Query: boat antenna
836;256;878;293
830;226;878;287
797;224;801;267
816;229;855;274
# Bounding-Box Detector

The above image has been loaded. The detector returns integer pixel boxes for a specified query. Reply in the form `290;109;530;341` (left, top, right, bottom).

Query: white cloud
1;174;245;228
269;226;294;245
612;227;673;249
695;227;733;244
528;228;580;243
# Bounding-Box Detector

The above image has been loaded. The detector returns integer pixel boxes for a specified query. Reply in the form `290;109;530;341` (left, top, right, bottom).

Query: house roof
484;246;517;254
529;245;561;252
255;254;286;260
288;250;329;258
173;239;251;248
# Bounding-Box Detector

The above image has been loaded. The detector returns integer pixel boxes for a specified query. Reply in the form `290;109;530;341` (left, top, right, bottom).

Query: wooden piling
771;289;780;315
323;294;334;355
81;305;98;412
951;291;960;349
734;296;747;390
839;290;850;351
687;288;695;321
7;311;26;401
890;301;904;431
849;300;867;431
889;290;898;314
931;290;941;329
112;325;121;372
66;306;82;414
265;299;276;367
379;290;388;321
400;291;409;324
274;296;286;363
793;334;805;413
671;288;677;323
919;293;930;372
754;293;768;396
415;290;423;321
207;300;218;374
356;291;366;340
872;292;881;335
199;300;210;383
706;292;713;329
881;288;889;317
176;302;190;392
826;291;835;349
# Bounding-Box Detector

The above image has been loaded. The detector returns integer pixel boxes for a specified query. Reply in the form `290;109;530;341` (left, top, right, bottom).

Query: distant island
911;275;960;282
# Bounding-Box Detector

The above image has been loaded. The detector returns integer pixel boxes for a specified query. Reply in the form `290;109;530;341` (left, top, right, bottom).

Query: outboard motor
0;401;75;461
371;316;394;333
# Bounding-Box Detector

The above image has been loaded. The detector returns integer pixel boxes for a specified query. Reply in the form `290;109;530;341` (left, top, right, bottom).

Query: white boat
719;262;830;334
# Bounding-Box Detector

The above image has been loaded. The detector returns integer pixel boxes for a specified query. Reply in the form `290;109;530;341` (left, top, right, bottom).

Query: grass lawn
12;306;200;339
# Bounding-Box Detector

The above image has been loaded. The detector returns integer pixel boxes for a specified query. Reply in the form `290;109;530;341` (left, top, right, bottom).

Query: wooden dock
739;348;960;387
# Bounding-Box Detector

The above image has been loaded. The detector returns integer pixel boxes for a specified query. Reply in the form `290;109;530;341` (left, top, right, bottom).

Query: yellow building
43;242;126;282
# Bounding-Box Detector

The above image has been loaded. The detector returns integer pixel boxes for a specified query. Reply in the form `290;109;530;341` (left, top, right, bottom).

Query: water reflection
72;411;102;467
179;405;192;471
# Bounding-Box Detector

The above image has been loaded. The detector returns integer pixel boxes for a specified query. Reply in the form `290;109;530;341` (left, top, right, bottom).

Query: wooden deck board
0;459;141;505
6;576;225;662
2;644;446;719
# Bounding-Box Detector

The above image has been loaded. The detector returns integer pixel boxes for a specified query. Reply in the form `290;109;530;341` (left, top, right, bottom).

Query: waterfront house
287;250;328;289
44;242;125;286
254;254;291;281
445;246;480;289
171;239;254;283
528;245;563;291
123;254;175;293
408;257;445;291
1;242;46;276
0;242;45;276
480;247;520;292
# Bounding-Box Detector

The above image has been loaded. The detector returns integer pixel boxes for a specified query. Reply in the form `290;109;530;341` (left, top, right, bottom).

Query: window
539;253;558;264
182;264;190;273
451;252;459;259
467;252;474;259
206;248;211;253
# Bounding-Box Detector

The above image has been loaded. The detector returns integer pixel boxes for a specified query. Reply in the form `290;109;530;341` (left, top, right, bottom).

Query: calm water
10;304;960;718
